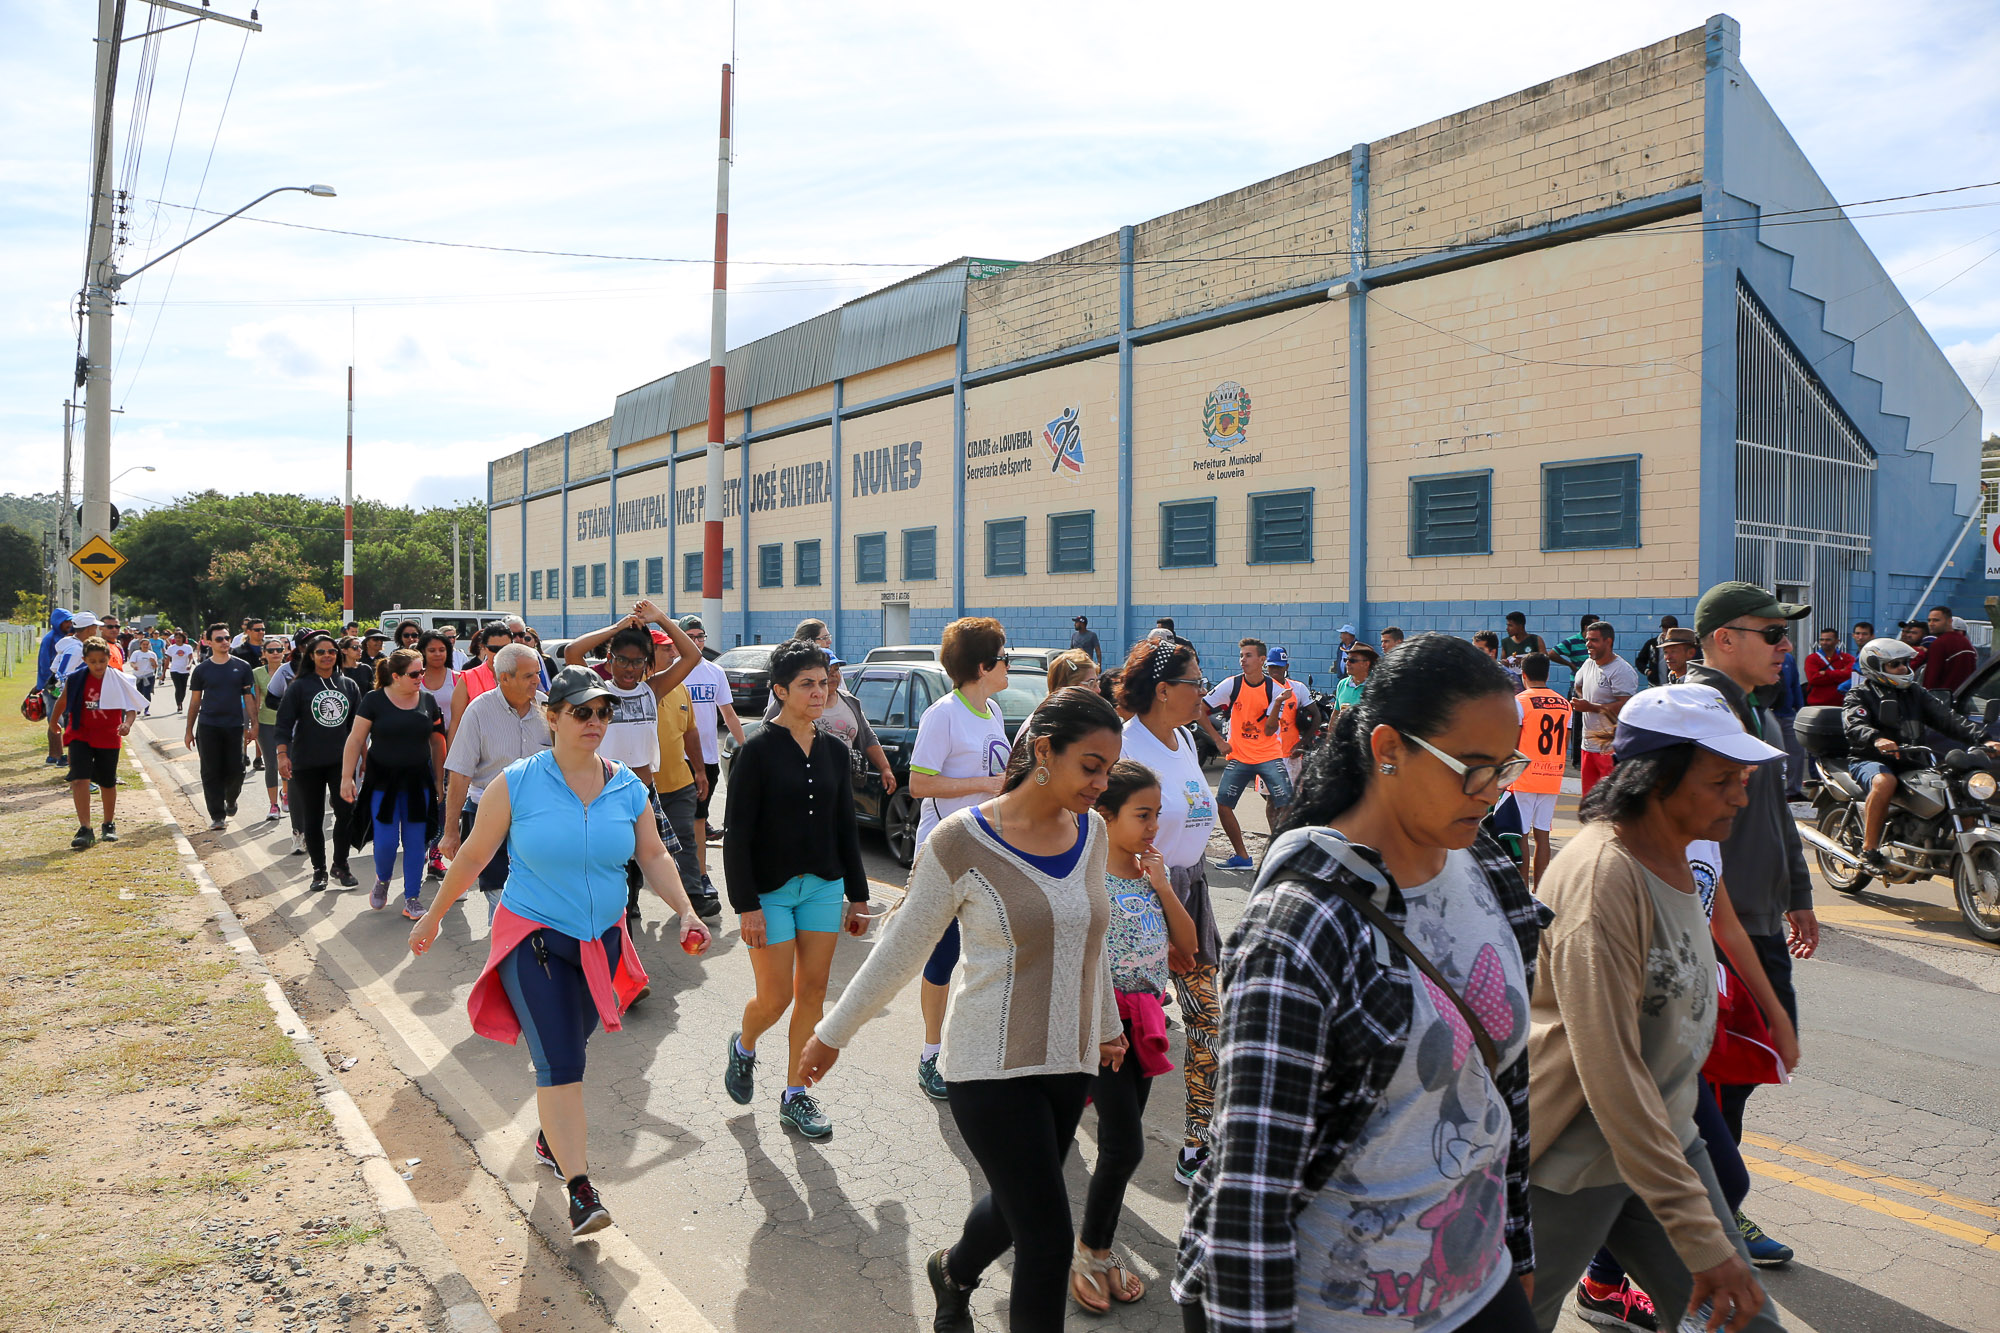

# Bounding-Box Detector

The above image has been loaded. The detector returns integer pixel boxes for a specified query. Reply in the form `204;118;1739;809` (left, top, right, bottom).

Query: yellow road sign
70;535;128;586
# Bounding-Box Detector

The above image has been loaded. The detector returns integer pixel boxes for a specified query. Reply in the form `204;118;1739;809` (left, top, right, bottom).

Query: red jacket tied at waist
467;904;649;1045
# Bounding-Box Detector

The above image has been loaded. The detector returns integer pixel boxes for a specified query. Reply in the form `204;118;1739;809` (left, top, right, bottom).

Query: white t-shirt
597;678;660;772
910;689;1010;847
1573;654;1642;753
1119;717;1218;869
681;659;731;764
165;642;197;673
49;637;85;682
127;648;158;679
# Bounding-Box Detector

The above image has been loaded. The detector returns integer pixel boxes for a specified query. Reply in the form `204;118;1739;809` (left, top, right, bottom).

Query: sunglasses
564;701;615;722
1718;623;1791;645
403;669;424;679
1398;730;1532;795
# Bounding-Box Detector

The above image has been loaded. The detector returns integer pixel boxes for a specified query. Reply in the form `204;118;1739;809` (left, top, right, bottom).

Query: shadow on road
1763;1262;1973;1333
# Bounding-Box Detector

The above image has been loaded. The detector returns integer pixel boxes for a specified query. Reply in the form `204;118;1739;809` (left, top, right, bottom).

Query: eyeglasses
685;630;706;640
1160;675;1205;689
1719;623;1791;645
610;654;650;667
564;702;615;722
1397;730;1532;795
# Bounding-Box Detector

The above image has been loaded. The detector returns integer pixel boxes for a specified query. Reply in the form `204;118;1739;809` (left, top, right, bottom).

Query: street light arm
111;185;331;289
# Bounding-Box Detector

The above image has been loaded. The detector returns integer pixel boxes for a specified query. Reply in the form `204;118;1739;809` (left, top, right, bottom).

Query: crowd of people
35;579;1926;1333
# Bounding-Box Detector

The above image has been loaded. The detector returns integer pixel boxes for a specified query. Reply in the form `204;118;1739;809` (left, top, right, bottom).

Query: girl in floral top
1073;759;1198;1314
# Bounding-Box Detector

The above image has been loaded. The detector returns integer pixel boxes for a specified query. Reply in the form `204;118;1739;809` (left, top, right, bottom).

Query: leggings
288;762;352;873
1585;1081;1750;1289
171;671;189;709
1179;1274;1534;1332
923;918;961;986
944;1072;1092;1333
257;725;284;795
1173;963;1220;1151
371;787;429;899
496;926;622;1087
1080;1017;1152;1249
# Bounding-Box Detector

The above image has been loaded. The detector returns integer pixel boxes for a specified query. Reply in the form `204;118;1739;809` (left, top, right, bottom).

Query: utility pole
702;62;732;642
452;523;461;610
342;365;355;624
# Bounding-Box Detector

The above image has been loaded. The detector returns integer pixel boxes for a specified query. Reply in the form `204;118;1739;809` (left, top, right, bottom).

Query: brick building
486;15;1981;673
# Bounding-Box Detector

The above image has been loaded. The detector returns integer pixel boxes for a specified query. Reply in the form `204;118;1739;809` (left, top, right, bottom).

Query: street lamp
109;465;156;487
76;184;336;615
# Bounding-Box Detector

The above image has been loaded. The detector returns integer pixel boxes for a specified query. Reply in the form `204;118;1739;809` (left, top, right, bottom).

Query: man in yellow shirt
653;631;718;918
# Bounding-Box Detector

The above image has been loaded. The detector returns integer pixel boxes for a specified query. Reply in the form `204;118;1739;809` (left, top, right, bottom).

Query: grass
305;1221;385;1249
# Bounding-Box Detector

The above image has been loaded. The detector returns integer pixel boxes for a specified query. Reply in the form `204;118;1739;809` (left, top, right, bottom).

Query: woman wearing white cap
1526;684;1792;1332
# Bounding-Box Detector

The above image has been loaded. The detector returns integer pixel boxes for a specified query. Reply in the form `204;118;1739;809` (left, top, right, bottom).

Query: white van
376;609;488;639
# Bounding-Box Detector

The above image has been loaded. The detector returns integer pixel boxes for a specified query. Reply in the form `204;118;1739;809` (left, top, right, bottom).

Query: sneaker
926;1248;976;1333
225;799;237;817
209;817;227;832
566;1175;611;1239
252;756;264;772
369;880;389;911
332;864;358;889
290;831;305;855
533;1130;562;1178
401;899;424;922
309;870;329;892
279;795;289;814
723;1032;756;1105
625;902;641;924
266;804;281;822
426;849;445;880
779;1090;833;1139
71;825;96;850
1213;854;1254;871
44;755;64;766
99;822;117;843
705;824;725;842
631;984;651;1004
700;873;720;900
1576;1276;1658;1331
1736;1211;1794;1267
690;890;722;919
916;1052;948;1101
1174;1145;1208;1187
1860;848;1887;873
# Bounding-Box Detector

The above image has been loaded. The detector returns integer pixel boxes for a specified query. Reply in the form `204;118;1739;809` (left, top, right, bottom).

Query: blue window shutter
856;533;887;583
591;563;606;598
530;570;542;601
759;544;783;588
904;528;937;581
1159;500;1216;568
985;518;1027;576
795;540;821;586
1410;472;1492;557
622;560;639;596
683;553;701;593
1544;458;1641;550
1048;511;1094;573
722;549;734;590
645;556;664;595
572;565;586;598
1249;490;1313;564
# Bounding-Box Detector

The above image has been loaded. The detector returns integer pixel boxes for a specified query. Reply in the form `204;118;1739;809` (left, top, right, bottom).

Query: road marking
1742;1133;2000;1225
1744;1156;2000;1252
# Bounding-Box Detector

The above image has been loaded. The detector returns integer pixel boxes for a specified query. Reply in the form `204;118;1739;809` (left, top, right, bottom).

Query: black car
717;644;775;718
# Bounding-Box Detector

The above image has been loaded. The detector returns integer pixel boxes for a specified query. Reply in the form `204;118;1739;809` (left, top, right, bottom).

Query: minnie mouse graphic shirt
1291;847;1530;1330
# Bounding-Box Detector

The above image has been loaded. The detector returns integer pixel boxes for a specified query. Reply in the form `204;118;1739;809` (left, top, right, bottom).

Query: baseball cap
1693;581;1810;638
649;628;670;645
546;665;615;709
828;656;846;668
1073;614;1088;624
1267;646;1289;667
1338;623;1358;636
678;615;703;632
1612;684;1786;764
71;611;101;629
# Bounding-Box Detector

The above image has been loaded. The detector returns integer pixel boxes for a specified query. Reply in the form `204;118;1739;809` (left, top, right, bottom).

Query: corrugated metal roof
609;372;677;450
834;261;967;378
732;309;841;410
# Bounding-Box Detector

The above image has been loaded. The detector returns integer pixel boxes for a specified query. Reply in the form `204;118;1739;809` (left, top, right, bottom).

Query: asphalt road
132;712;2000;1332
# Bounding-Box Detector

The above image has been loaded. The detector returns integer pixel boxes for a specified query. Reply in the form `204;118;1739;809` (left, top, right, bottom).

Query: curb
130;745;501;1333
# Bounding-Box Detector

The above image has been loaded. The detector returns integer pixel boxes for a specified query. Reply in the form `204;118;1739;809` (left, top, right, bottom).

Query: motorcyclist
1843;636;1999;870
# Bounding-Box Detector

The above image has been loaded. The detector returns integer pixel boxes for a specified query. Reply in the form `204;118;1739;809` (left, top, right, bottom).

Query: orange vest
1224;674;1288;765
1515;688;1569;794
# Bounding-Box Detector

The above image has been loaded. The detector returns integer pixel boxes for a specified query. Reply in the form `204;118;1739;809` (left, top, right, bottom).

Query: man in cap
1685;581;1814;1266
1633;614;1682;686
1068;614;1102;664
1656;626;1701;684
1330;623;1359;678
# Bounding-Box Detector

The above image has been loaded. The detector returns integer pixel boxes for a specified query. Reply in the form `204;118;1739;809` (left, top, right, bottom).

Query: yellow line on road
1742;1133;2000;1224
1745;1157;2000;1252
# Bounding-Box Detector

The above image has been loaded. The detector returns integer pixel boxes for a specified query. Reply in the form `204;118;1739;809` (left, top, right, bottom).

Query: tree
9;591;49;625
287;582;340;628
0;526;42;606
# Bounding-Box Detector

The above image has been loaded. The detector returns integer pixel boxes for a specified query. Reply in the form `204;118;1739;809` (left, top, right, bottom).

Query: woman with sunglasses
409;666;711;1240
342;648;447;919
1115;636;1223;1188
1175;633;1545;1333
393;617;423;653
338;635;375;697
275;633;363;891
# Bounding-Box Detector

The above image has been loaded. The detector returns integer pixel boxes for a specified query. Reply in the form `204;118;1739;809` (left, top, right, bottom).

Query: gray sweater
1684;663;1812;934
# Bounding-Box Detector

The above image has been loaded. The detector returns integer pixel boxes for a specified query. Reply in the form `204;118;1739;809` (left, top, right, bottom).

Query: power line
113;20;203;379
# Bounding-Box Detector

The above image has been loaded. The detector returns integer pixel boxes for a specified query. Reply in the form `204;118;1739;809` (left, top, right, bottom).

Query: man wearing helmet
1844;635;1999;870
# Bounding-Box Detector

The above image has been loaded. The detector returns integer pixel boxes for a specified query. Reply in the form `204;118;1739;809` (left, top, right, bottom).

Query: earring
1034;766;1051;786
1378;762;1397;775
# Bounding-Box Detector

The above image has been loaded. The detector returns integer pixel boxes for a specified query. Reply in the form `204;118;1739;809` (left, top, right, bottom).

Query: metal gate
1734;280;1876;630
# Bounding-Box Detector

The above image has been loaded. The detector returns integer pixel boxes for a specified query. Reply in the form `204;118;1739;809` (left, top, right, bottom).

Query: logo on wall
1203;381;1252;449
1043;406;1084;474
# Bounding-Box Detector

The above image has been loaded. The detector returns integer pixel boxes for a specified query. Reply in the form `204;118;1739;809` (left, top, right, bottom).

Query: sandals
1069;1243;1145;1313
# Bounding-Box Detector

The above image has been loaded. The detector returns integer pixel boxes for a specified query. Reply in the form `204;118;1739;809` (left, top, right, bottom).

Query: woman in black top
341;648;446;920
338;635;374;697
275;634;363;892
719;640;868;1140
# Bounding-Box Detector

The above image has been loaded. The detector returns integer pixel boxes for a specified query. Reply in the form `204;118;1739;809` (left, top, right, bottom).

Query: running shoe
1213;854;1254;871
266;804;281;822
779;1090;832;1139
566;1175;611;1239
70;825;95;850
1736;1211;1794;1267
252;756;263;772
280;794;289;814
916;1052;948;1102
1575;1276;1658;1330
369;880;389;911
533;1129;562;1178
44;755;63;766
401;899;424;922
723;1032;756;1105
426;848;445;880
1174;1145;1208;1187
927;1248;975;1333
332;864;358;889
290;832;305;855
99;822;117;843
209;818;227;832
689;890;722;919
309;870;329;893
225;799;237;817
705;824;725;842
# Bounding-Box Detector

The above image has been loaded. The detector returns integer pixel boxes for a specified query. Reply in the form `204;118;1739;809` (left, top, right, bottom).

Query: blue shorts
1215;757;1294;809
1849;758;1897;788
757;873;845;944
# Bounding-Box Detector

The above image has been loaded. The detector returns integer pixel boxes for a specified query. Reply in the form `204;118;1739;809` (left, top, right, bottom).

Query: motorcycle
1794;702;2000;941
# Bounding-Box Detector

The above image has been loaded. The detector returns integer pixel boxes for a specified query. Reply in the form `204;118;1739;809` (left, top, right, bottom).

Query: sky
2;0;1996;518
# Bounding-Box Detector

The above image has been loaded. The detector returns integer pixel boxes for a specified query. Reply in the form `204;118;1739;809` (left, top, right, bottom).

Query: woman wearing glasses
342;647;447;919
1174;633;1545;1333
275;633;363;891
409;666;711;1241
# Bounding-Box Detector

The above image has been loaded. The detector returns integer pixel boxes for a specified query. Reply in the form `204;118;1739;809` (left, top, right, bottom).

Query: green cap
1694;581;1810;638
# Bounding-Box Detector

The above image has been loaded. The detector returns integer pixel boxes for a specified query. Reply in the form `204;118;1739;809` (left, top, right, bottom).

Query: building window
1410;470;1492;557
903;527;937;581
1544;456;1641;551
622;560;639;597
722;548;735;590
1249;489;1313;565
494;574;504;604
591;563;606;598
795;540;821;586
986;518;1027;577
508;572;520;602
572;565;586;598
530;570;542;601
683;552;702;593
759;543;784;588
644;556;664;596
1159;499;1217;569
1048;510;1094;573
856;532;887;584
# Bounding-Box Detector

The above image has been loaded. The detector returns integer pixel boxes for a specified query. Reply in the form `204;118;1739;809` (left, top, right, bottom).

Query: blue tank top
498;749;650;940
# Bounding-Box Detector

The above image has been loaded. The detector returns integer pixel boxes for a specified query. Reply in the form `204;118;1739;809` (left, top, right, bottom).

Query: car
861;644;1062;679
716;644;776;718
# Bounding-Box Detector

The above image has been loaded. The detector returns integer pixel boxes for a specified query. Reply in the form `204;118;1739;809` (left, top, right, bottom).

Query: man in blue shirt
37;607;74;765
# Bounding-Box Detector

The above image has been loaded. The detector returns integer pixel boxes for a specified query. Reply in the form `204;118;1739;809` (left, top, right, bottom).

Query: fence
0;623;37;681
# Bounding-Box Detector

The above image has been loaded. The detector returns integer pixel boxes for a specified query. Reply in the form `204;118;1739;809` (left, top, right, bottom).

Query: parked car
717;644;776;718
862;644;1061;678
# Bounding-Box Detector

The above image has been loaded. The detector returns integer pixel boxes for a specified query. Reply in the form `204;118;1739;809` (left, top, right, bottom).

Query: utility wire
114;20;203;378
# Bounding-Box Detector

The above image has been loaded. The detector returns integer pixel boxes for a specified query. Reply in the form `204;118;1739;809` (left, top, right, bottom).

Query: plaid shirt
1172;828;1548;1331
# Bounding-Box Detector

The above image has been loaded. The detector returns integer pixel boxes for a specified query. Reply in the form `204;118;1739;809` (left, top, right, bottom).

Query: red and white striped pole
342;364;355;624
701;62;732;644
